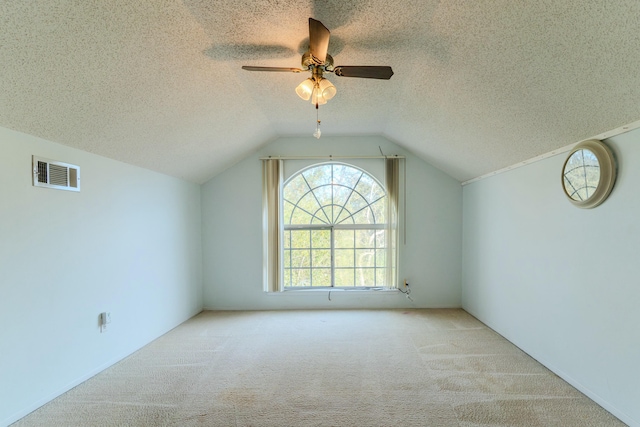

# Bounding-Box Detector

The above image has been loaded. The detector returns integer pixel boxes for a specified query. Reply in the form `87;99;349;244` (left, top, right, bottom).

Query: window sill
266;288;402;296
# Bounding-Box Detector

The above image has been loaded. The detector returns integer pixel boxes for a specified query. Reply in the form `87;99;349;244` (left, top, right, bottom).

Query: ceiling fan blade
332;66;394;80
309;18;330;64
242;66;305;73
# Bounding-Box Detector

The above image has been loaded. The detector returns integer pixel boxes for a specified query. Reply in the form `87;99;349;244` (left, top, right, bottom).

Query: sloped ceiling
1;1;640;183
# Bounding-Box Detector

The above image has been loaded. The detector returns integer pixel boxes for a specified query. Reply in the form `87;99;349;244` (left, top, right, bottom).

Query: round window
561;139;616;208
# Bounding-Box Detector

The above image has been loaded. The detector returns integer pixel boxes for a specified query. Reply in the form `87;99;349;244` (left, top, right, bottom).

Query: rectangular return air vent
32;156;80;192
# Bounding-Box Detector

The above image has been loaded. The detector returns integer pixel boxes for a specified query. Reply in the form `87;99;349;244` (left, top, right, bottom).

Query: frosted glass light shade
318;78;336;100
311;88;328;105
295;79;314;100
297;77;337;105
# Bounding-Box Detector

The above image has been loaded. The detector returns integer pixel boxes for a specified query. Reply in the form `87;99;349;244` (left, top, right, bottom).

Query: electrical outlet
100;312;111;325
100;312;111;333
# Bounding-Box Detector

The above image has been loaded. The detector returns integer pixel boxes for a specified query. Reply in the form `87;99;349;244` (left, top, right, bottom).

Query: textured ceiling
2;1;640;183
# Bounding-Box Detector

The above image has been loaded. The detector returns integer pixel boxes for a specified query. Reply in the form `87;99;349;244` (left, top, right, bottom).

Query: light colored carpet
13;309;624;426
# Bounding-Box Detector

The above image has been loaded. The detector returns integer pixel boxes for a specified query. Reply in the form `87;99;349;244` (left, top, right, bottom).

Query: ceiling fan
242;18;394;137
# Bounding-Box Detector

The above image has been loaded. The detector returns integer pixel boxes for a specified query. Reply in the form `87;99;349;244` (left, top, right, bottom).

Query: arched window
282;163;387;288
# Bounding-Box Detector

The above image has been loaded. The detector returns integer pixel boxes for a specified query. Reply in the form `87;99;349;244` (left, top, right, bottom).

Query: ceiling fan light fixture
311;87;328;105
295;78;315;101
242;17;393;139
318;78;336;100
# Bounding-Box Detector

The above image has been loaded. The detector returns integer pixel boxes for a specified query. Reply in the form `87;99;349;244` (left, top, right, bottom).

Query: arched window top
283;163;386;226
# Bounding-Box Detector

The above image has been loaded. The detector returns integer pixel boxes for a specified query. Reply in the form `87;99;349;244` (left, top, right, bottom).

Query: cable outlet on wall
100;312;111;333
402;279;413;301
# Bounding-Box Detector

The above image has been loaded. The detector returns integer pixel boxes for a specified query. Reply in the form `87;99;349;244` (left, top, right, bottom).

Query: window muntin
563;148;600;201
283;163;387;288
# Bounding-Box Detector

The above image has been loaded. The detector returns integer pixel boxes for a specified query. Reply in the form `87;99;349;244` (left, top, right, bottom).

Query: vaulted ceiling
2;1;640;183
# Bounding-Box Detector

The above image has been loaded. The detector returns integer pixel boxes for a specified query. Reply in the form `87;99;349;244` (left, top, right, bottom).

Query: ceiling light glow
295;78;314;101
296;77;336;105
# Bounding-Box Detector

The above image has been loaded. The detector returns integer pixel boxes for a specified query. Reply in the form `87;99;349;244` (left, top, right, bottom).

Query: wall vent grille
32;156;80;192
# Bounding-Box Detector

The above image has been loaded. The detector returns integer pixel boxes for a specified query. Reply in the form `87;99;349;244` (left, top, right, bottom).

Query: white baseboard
529;355;637;427
462;308;637;427
2;309;203;427
3;350;134;427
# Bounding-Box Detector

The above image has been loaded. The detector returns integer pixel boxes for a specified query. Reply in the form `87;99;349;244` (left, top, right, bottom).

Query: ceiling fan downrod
308;58;328;139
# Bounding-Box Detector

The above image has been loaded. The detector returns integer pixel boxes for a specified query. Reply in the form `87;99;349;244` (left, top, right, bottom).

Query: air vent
32;156;80;192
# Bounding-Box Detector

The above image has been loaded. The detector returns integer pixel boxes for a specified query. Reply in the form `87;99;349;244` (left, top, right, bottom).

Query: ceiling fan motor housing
302;52;333;71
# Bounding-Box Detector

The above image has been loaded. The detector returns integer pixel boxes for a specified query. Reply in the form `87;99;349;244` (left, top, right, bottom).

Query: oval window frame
561;139;616;209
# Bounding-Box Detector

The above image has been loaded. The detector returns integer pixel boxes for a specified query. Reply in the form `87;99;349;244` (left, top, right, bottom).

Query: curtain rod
260;155;405;160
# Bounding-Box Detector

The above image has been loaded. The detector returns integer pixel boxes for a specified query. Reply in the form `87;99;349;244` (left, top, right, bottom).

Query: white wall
462;130;640;426
202;135;462;310
0;127;203;426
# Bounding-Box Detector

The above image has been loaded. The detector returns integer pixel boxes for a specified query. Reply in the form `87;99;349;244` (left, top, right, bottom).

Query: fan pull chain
313;104;321;139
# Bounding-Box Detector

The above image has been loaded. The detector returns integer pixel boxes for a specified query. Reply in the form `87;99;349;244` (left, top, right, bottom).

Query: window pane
284;250;291;268
313;184;333;208
376;269;386;287
290;208;314;225
311;216;325;225
290;249;310;268
332;186;351;212
303;165;331;190
334;249;354;268
370;198;386;223
284;269;291;287
352;207;375;224
298;193;324;221
312;249;331;268
355;229;375;248
355;174;385;203
334;230;354;248
335;268;355;287
335;208;355;224
290;230;310;248
356;249;375;268
341;193;368;223
333;205;347;224
332;164;361;188
283;175;308;203
312;268;331;287
356;268;375;287
312;208;330;224
563;149;600;201
283;201;295;225
290;268;310;287
311;230;330;249
375;230;386;249
375;249;386;267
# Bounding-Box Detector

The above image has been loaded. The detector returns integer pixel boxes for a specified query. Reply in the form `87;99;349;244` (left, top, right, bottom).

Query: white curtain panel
385;158;400;289
262;159;283;292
